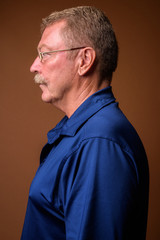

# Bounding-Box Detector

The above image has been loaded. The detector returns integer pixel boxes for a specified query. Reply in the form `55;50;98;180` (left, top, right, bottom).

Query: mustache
34;74;46;84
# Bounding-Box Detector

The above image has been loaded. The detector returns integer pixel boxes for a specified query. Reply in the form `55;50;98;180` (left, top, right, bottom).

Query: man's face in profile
30;21;78;106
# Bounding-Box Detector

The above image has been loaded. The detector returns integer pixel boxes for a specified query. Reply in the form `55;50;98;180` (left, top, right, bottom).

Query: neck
53;75;110;118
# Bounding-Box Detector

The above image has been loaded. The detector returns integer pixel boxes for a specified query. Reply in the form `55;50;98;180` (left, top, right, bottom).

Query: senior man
21;6;149;240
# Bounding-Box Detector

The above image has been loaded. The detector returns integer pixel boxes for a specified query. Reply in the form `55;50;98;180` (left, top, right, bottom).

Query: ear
78;47;96;76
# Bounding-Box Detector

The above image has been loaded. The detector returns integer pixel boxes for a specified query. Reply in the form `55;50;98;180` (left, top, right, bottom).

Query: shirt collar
47;86;116;144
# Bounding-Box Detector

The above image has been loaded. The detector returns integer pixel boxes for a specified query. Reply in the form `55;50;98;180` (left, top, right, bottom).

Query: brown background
1;0;160;239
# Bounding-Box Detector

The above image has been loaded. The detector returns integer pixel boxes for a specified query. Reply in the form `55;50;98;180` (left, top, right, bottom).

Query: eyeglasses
38;46;86;62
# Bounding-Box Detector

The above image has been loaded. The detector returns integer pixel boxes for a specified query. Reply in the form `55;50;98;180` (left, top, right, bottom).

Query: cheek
42;56;76;90
42;63;62;84
46;66;70;86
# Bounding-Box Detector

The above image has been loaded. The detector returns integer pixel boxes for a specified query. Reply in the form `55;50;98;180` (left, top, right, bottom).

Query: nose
30;56;41;73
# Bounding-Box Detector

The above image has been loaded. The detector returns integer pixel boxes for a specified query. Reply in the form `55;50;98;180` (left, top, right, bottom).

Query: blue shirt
21;87;149;240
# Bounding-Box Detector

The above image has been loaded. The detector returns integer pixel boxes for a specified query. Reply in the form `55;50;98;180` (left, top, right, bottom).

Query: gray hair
41;6;118;80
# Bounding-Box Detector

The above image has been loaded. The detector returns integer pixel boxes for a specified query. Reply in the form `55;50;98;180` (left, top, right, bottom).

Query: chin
41;94;52;103
40;88;52;103
40;87;57;104
41;97;52;104
41;92;57;104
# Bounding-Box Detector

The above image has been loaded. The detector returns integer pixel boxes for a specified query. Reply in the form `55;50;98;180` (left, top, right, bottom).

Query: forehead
38;20;67;50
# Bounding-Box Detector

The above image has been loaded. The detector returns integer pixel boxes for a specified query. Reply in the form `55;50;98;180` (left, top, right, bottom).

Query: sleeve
59;138;139;240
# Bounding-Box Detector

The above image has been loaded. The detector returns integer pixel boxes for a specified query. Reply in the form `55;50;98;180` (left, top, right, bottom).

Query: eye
42;52;51;59
38;50;55;62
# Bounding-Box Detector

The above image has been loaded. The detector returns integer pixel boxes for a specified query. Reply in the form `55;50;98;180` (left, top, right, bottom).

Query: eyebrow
37;44;52;51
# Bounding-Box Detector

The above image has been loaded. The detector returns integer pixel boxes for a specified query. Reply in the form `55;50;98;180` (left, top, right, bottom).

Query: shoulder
83;102;132;139
81;102;142;155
